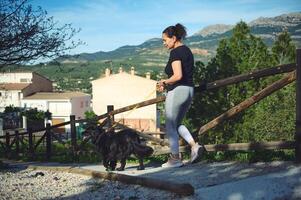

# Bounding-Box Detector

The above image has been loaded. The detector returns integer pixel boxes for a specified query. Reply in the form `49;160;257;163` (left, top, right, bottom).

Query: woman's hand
157;80;166;92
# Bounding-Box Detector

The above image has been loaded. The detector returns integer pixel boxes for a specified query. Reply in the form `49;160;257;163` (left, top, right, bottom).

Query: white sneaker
190;143;204;163
162;155;184;168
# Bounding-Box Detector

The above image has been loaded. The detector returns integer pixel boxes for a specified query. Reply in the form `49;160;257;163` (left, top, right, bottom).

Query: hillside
3;12;301;94
57;12;301;66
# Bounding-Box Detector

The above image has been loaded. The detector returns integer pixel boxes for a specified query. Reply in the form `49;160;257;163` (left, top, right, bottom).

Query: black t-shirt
165;45;194;91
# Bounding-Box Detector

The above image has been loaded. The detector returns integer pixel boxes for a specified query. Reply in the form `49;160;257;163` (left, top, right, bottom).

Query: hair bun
174;23;187;40
162;23;187;41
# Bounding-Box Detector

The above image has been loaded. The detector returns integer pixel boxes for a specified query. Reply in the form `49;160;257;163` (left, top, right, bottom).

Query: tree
243;30;297;142
190;22;297;149
0;0;82;68
272;30;296;64
188;21;275;145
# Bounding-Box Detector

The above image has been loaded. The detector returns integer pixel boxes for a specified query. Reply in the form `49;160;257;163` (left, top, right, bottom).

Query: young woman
157;23;204;168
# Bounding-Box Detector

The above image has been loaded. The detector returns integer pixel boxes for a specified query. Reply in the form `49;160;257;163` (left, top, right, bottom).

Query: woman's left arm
159;60;182;86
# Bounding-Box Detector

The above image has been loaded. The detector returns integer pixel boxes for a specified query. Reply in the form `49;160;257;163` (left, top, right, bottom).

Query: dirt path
2;160;301;200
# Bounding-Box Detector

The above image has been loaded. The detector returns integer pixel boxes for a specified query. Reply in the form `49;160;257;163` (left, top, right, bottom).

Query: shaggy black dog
88;127;154;171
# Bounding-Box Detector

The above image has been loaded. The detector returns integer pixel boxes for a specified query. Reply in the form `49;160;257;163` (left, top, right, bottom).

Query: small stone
33;172;45;177
114;195;121;200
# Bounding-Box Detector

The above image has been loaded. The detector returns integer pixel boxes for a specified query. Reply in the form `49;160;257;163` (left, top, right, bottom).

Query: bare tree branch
0;0;83;68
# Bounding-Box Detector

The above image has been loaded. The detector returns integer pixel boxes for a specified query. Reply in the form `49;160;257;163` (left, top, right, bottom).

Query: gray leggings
165;86;194;155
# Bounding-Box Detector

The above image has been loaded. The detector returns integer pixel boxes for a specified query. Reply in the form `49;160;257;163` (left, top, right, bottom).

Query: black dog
88;127;154;171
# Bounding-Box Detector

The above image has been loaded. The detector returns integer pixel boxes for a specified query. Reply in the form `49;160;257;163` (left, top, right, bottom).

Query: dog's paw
116;167;125;171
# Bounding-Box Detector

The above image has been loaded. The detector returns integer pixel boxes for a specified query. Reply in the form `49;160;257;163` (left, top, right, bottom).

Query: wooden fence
0;49;300;162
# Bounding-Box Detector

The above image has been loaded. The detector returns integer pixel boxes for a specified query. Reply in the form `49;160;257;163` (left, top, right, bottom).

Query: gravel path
0;167;185;200
1;160;301;200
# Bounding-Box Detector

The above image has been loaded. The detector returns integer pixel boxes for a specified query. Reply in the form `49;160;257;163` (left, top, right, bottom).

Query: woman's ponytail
174;23;187;40
162;23;187;41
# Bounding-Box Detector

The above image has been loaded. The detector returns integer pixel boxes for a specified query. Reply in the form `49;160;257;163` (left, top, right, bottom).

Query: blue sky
32;0;301;55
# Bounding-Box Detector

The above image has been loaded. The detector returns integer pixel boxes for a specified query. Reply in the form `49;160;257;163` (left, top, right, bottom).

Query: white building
91;67;159;132
21;92;91;133
0;72;52;111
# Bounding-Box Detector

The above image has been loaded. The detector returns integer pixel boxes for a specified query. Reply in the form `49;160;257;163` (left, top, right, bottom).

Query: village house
0;72;53;112
0;71;91;133
91;67;159;132
21;92;91;133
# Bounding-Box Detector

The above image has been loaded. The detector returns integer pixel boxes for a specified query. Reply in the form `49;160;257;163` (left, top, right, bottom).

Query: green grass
202;149;295;163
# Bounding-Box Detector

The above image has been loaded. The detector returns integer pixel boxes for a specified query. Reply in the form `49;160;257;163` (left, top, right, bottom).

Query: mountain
193;24;234;37
57;12;301;65
249;12;301;27
248;12;301;46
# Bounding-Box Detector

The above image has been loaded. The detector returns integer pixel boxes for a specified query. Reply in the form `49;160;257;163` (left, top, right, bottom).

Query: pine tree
272;30;296;64
189;21;275;145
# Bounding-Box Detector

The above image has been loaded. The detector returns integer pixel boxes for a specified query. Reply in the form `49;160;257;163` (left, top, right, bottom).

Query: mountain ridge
57;12;301;64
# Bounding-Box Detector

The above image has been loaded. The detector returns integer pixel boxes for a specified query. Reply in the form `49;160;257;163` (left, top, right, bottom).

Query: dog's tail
132;142;154;157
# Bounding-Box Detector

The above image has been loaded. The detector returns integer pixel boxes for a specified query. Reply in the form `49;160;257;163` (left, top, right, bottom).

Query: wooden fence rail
198;71;296;135
153;141;296;155
195;63;295;91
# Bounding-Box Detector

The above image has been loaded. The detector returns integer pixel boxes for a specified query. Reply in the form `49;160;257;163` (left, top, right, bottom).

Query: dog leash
106;87;159;132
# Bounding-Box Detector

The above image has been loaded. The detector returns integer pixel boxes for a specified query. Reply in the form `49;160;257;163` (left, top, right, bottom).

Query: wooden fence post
5;131;10;158
107;105;114;132
46;123;52;160
296;48;301;163
70;115;77;152
28;128;34;159
15;130;19;158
